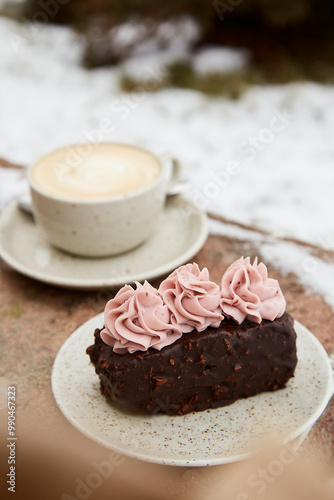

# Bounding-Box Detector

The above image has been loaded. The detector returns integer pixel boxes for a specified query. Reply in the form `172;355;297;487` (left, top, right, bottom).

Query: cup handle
160;154;186;197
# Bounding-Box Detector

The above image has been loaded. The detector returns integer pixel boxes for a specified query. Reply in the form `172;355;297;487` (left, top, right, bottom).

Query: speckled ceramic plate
0;197;207;290
51;315;333;466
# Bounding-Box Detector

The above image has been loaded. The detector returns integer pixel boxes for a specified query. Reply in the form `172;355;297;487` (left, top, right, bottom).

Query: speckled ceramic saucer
51;315;333;466
0;197;207;290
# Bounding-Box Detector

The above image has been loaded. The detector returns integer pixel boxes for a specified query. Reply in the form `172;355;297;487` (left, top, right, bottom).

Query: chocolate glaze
86;312;297;415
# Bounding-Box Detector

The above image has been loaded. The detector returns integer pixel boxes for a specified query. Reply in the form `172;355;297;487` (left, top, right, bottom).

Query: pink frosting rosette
158;263;223;333
220;256;286;324
100;281;182;354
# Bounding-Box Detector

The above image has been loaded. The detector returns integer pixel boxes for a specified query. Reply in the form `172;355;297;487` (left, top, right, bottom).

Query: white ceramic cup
28;142;179;257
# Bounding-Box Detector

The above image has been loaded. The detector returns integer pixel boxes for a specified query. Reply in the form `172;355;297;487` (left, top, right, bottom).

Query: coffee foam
30;143;161;200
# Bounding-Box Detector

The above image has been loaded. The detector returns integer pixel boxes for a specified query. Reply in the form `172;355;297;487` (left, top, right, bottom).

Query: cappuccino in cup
29;142;174;257
30;143;161;200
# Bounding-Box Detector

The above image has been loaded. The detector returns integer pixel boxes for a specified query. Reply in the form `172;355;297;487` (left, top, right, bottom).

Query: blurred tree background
20;0;334;94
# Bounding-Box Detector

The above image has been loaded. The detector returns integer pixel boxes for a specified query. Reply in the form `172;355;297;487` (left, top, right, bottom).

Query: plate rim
51;315;334;467
0;199;208;290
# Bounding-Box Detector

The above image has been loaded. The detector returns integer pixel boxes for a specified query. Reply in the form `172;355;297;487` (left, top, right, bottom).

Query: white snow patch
0;169;28;208
0;16;334;255
209;218;334;310
208;218;265;243
120;16;201;79
261;241;334;309
193;46;249;75
121;51;183;80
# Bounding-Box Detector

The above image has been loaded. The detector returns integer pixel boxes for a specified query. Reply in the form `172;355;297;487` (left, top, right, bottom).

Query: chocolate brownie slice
86;312;297;415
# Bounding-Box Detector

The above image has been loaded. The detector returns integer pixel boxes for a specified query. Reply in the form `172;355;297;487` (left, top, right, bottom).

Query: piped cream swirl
158;263;223;332
220;256;286;324
101;281;182;354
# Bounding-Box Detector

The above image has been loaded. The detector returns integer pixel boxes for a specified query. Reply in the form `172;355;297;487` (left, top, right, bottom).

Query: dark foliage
21;0;334;85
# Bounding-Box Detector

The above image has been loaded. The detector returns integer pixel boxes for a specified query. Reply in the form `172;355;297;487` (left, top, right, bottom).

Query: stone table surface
0;213;333;500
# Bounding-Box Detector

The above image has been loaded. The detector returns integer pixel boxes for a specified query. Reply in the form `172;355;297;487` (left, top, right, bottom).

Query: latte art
31;143;161;200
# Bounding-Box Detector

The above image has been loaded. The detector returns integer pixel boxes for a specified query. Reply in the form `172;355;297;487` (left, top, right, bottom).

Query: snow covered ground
1;16;334;306
208;219;334;309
